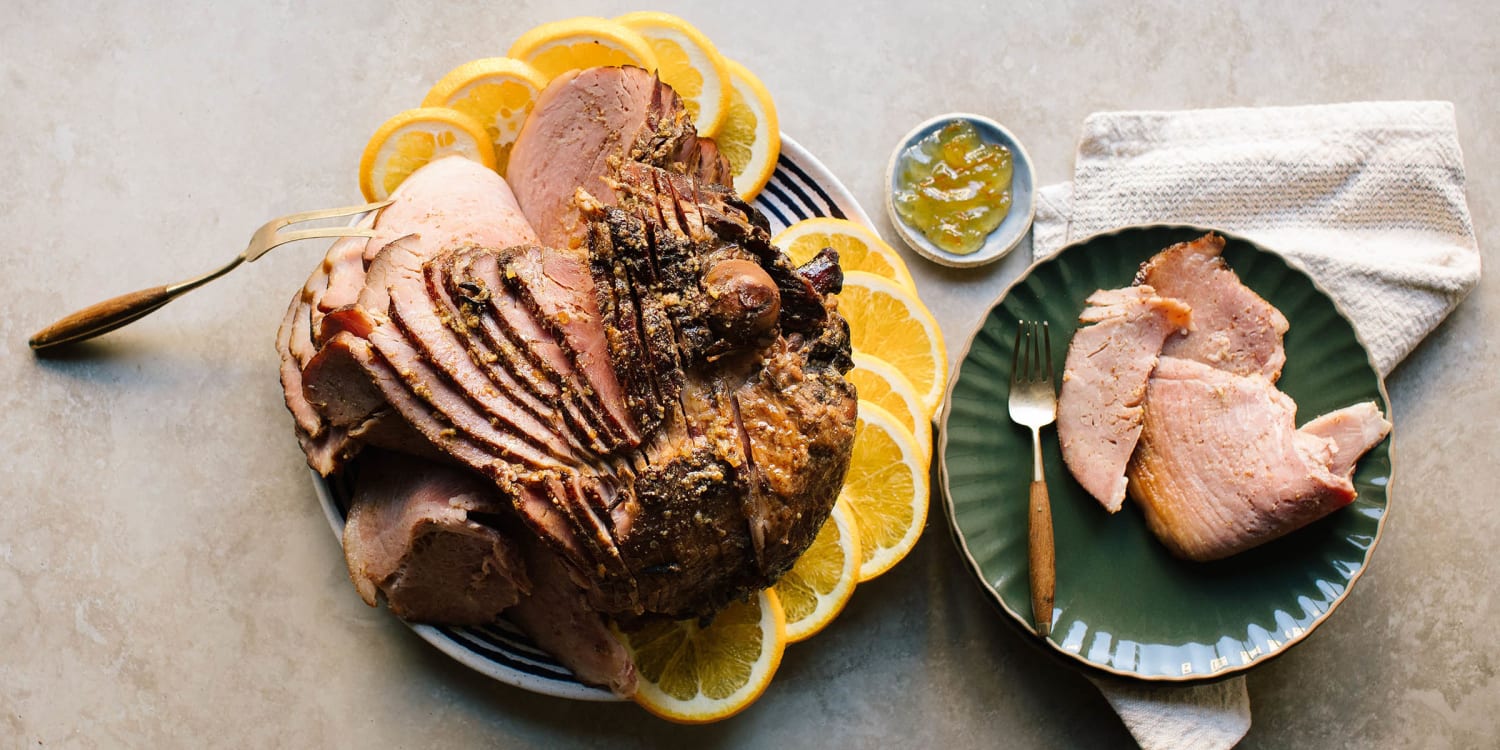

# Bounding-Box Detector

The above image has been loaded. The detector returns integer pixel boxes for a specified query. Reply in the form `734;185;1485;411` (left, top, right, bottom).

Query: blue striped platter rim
312;133;872;701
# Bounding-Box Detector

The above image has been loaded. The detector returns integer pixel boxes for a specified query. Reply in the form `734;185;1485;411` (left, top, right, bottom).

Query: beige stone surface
2;1;1496;747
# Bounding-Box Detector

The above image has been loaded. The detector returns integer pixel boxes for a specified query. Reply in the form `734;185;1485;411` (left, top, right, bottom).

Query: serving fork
1008;320;1057;637
28;198;394;351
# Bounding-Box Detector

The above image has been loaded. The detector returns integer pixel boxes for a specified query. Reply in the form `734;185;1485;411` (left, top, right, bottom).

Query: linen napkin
1031;101;1479;748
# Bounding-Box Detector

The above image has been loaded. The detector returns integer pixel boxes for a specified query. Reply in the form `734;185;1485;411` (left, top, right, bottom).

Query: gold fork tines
28;199;392;351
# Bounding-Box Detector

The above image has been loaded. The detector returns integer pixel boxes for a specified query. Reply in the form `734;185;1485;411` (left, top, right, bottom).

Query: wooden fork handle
28;284;176;350
1028;479;1056;637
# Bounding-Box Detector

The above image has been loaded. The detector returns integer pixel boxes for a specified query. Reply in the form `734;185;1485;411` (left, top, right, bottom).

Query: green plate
940;225;1394;682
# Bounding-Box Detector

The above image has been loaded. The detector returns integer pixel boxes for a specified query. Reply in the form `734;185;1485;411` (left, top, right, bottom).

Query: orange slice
616;11;732;136
774;499;861;642
848;352;933;463
358;107;495;202
773;217;918;294
838;271;949;415
615;589;786;723
420;57;548;176
507;16;658;81
717;58;780;201
843;401;929;581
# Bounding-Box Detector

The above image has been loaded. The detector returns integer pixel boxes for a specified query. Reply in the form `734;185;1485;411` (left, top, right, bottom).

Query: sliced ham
507;538;638;697
364;155;537;267
1300;401;1392;477
507;65;731;250
386;271;584;463
366;319;565;470
277;157;538;474
346;161;576;470
1136;233;1289;381
1057;286;1192;511
1127;357;1366;561
496;243;641;445
315;226;374;327
344;409;446;464
446;248;625;449
301;331;387;428
1043;234;1395;561
276;293;323;438
342;451;530;625
278;71;857;693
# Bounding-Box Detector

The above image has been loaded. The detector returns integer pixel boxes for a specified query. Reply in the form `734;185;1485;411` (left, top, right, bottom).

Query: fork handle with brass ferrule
28;260;243;350
27;198;390;351
1028;426;1056;637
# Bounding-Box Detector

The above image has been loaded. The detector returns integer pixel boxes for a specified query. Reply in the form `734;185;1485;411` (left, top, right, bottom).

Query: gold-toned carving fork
28;199;392;351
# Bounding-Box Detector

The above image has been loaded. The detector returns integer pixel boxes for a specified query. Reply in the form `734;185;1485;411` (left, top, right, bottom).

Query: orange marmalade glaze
893;121;1013;255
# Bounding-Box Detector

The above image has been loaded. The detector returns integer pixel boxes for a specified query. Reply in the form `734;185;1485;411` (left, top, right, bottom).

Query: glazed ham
276;68;855;692
1126;358;1390;561
279;156;540;475
1136;233;1289;380
1057;286;1191;511
422;161;854;618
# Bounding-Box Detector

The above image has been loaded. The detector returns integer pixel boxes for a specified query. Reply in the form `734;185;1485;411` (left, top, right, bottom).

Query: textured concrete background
2;1;1495;747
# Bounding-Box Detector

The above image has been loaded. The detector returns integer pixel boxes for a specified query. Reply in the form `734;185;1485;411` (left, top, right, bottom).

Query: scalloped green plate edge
939;224;1396;682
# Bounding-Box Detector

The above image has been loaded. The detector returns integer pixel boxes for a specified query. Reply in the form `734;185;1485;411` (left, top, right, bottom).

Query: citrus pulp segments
777;499;862;642
623;589;787;723
845;401;928;581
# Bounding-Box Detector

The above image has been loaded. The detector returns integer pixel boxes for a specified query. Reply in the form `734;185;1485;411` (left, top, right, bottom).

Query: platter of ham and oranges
312;135;873;703
941;225;1393;681
277;12;947;724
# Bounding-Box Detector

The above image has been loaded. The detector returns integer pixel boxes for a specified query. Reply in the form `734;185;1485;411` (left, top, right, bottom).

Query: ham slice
1300;401;1393;477
365;156;538;267
277;157;539;474
495;243;641;445
507;538;638;697
1136;233;1289;380
342;451;530;625
507;65;731;250
445;248;625;450
1055;234;1390;561
1057;286;1192;511
1127;357;1389;561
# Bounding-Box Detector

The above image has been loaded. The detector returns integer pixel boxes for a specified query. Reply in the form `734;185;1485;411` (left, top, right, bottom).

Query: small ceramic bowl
884;113;1035;268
